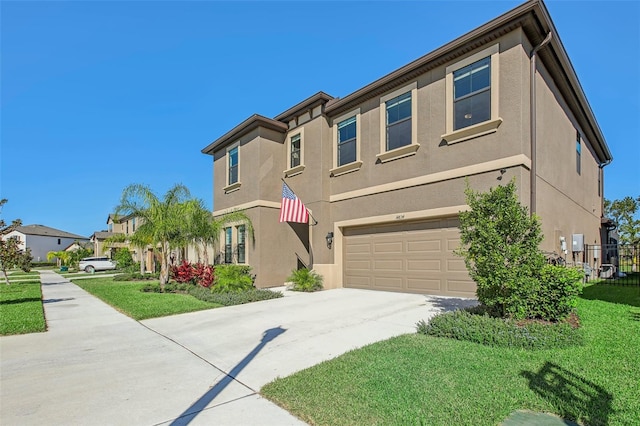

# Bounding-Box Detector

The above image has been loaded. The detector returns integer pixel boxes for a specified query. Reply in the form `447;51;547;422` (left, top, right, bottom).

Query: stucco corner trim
283;164;305;178
330;161;363;177
376;143;420;163
441;118;503;145
223;182;242;193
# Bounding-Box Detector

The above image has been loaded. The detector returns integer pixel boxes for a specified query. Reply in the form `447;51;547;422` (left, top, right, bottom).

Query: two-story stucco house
3;225;88;263
202;0;612;297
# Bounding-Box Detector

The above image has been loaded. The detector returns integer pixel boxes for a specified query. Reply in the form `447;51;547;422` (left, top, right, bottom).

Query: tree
456;180;545;318
114;184;194;290
0;199;33;285
46;250;71;267
185;199;254;264
604;196;640;245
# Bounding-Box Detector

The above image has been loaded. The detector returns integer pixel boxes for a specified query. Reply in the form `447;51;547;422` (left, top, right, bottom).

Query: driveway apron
1;271;475;425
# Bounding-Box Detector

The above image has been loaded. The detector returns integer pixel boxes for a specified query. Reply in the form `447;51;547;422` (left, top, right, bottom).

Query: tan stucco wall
208;26;606;288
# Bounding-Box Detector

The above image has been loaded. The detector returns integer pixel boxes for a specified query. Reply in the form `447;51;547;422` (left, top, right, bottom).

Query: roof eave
201;114;289;155
273;91;334;122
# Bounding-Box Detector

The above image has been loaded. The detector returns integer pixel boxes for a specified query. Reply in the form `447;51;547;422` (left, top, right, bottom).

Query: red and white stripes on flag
279;182;309;223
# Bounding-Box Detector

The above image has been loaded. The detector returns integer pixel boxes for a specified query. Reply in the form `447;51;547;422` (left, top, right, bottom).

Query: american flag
279;182;309;223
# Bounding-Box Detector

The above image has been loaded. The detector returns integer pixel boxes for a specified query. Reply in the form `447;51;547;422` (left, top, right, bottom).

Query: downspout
529;31;552;216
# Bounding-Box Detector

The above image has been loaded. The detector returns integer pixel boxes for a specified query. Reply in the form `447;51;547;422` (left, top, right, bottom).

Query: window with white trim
224;227;233;264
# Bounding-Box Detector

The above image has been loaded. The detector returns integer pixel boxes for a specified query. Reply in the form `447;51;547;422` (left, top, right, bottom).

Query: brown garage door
343;217;475;297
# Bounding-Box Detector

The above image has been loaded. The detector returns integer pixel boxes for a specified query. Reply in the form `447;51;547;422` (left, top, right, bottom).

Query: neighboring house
64;240;93;253
2;225;88;262
91;214;156;271
202;0;613;296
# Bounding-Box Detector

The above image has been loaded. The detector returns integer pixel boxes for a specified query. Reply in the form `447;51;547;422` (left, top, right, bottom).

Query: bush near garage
286;268;323;292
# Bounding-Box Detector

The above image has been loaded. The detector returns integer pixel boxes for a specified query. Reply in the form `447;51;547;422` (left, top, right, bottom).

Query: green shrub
113;248;134;268
457;180;545;319
114;272;159;281
417;309;582;350
188;286;282;305
528;265;584;321
140;281;191;293
287;268;323;292
213;264;254;293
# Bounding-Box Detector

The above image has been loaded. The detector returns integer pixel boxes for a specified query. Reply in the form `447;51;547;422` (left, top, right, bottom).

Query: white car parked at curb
79;257;117;273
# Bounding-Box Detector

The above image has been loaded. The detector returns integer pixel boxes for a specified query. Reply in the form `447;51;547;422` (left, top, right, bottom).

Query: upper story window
443;44;502;144
132;218;136;232
386;92;412;151
453;56;491;130
223;143;242;193
337;116;357;167
290;134;301;168
284;128;305;177
228;146;239;185
377;82;419;163
576;131;582;175
108;223;113;232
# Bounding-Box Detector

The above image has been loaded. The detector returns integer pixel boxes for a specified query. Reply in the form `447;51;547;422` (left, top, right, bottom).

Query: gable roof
15;224;88;240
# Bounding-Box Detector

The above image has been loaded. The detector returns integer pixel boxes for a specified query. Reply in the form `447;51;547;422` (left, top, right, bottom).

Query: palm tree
185;200;254;264
114;183;192;290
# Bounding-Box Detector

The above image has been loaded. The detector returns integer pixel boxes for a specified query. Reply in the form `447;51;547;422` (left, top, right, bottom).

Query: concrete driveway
1;271;475;425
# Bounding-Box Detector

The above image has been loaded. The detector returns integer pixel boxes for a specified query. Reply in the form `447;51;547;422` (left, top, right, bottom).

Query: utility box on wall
572;234;584;252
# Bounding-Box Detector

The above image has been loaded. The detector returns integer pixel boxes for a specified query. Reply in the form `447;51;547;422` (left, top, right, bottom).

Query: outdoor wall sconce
497;168;507;180
326;232;334;249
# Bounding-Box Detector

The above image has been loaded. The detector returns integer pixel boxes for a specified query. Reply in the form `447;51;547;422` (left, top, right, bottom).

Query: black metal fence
582;244;640;285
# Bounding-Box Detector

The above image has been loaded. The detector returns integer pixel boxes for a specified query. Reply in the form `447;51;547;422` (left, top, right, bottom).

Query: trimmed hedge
188;286;283;306
417;309;582;350
114;272;160;281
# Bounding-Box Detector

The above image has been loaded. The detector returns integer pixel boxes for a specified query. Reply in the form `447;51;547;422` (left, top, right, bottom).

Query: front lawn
262;284;640;425
73;277;222;320
0;280;46;335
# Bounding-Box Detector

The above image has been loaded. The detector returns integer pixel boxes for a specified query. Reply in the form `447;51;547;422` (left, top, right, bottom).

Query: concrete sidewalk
1;271;475;425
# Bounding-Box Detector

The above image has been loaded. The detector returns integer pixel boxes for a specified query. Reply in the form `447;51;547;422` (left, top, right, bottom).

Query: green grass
73;277;222;320
0;280;46;335
262;284;640;425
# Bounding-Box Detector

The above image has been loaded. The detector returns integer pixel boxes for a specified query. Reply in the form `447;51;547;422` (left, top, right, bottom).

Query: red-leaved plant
193;263;215;288
171;260;195;283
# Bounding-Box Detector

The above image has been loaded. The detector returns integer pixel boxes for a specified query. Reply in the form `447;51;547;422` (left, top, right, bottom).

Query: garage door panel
407;239;441;253
373;259;404;272
407;259;441;272
344;275;372;288
447;258;467;272
373;276;403;290
346;260;371;271
373;241;403;254
343;217;475;297
407;278;441;291
346;242;372;254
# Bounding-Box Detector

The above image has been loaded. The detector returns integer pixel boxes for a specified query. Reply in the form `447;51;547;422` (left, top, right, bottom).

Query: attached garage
342;217;475;297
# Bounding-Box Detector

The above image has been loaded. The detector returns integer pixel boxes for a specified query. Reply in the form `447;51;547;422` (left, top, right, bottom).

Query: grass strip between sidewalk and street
261;284;640;425
0;280;46;335
73;277;222;320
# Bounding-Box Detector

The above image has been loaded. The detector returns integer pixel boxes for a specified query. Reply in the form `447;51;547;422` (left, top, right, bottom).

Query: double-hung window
337;116;357;166
237;225;246;264
442;44;501;144
290;134;301;168
386;92;412;151
453;56;491;131
224;227;233;264
228;146;239;185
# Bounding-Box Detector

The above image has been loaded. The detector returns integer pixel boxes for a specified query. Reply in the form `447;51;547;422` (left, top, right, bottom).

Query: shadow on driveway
169;326;287;426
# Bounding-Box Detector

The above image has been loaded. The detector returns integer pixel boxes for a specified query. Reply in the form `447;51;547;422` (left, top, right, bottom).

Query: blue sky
1;1;639;238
